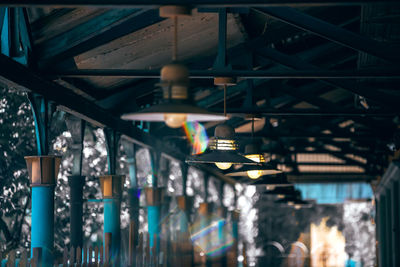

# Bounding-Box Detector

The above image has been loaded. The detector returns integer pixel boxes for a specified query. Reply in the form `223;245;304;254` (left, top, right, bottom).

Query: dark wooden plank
1;0;398;7
36;8;164;67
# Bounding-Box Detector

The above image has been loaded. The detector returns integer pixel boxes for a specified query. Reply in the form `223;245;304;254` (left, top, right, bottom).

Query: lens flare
190;214;235;258
183;121;209;154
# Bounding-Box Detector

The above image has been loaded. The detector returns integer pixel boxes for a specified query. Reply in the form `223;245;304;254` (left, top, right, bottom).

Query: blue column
31;186;55;266
147;205;160;250
103;198;121;263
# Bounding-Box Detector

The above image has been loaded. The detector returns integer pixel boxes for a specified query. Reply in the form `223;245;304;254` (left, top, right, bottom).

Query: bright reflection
164;113;187;128
190;214;235;258
183;121;209;154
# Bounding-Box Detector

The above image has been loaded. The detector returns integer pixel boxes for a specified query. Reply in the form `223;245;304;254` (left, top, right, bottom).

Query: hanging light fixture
186;123;258;169
263;186;295;199
227;118;282;179
246;173;292;191
275;190;313;209
121;6;226;128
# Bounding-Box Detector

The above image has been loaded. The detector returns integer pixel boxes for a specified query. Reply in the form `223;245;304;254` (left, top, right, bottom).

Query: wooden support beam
45;68;400;79
1;0;398;7
256;7;400;63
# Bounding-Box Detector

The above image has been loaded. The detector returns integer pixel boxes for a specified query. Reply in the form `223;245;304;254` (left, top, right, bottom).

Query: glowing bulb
215;162;233;170
294;204;302;210
247;170;262;179
164;113;187;128
277;194;285;199
288;201;295;206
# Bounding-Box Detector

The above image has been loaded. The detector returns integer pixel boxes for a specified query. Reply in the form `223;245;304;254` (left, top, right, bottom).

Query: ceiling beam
256;7;400;63
287;173;376;183
1;0;397;7
46;68;400;79
0;53;236;185
251;45;400;110
210;107;397;117
36;8;164;67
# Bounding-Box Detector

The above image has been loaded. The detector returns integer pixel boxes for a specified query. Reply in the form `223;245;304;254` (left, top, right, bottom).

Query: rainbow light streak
190;219;226;242
206;238;235;257
183;121;209;154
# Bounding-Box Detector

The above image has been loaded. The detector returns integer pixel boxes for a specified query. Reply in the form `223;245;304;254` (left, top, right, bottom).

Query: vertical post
378;195;387;267
101;127;123;266
26;94;59;266
99;175;124;266
391;181;399;267
385;188;393;267
122;140;140;249
65;116;86;250
26;156;61;266
145;187;162;252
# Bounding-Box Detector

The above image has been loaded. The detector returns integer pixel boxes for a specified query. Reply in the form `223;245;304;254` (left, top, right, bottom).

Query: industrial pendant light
247;173;292;191
263;186;295;199
186;84;259;169
275;190;312;209
185;123;258;169
121;6;226;128
227;118;282;179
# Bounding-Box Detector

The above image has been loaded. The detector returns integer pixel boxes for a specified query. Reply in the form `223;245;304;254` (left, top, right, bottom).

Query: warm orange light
215;162;233;170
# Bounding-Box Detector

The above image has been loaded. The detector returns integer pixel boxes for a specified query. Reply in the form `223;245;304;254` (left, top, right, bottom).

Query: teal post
99;175;125;266
145;187;162;253
103;198;121;260
31;186;54;266
147;205;160;249
25;156;61;267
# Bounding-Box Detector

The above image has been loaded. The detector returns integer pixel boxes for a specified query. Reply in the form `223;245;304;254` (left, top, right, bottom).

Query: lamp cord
224;84;227;119
251;117;254;139
173;16;178;61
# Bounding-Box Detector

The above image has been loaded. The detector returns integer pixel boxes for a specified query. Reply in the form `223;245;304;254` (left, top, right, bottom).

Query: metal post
391;181;399;267
26;156;61;266
144;187;162;252
102;128;123;266
65;116;86;250
68;175;85;249
27;94;59;266
378;195;387;267
385;188;393;267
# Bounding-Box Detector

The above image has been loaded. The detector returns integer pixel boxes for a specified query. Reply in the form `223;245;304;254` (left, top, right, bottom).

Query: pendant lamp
186;123;258;170
275;190;312;209
263;186;295;199
121;6;226;128
227;118;282;179
247;173;292;191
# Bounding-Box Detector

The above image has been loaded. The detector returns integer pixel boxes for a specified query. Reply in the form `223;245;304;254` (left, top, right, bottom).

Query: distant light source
186;124;258;169
227;144;282;179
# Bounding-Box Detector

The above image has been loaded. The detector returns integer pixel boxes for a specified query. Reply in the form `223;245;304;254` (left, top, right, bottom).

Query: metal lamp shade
186;150;258;165
121;102;226;122
246;175;292;188
226;163;282;177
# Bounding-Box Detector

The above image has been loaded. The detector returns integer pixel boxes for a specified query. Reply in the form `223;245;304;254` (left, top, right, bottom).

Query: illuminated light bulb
164;113;187;128
294;204;302;210
215;162;233;170
288;201;295;206
247;170;262;179
266;185;276;191
277;194;285;199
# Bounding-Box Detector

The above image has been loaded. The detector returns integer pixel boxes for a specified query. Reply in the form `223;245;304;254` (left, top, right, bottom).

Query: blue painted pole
103;198;121;261
31;186;55;266
147;205;160;250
